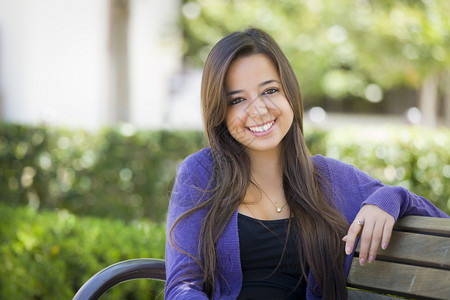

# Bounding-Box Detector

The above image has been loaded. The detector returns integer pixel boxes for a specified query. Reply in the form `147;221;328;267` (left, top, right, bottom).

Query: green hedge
1;123;449;299
0;204;165;299
0;123;449;222
0;123;206;223
321;126;450;214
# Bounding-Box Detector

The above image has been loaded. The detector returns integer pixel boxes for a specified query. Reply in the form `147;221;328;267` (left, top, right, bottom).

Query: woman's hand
342;204;395;266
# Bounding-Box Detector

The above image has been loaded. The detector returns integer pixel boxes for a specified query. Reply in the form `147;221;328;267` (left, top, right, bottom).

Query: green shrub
322;126;450;214
0;123;206;222
0;123;448;222
0;204;165;299
0;124;448;299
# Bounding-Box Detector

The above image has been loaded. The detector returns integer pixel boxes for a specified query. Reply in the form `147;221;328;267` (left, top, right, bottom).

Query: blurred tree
180;0;450;125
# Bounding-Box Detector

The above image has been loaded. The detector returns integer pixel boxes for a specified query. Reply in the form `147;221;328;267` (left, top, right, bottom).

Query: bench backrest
347;215;450;299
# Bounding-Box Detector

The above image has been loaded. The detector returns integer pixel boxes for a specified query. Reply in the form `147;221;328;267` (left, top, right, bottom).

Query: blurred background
1;0;450;129
0;0;449;299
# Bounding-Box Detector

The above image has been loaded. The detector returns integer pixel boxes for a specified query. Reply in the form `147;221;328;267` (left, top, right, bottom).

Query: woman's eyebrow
226;79;280;96
226;90;243;96
259;79;279;87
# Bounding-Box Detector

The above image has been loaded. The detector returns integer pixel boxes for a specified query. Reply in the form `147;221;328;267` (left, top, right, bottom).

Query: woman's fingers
344;218;364;255
358;218;374;265
367;220;383;263
344;204;395;266
381;217;395;250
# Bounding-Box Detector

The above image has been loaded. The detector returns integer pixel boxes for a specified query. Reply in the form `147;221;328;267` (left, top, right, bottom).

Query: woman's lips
246;119;276;135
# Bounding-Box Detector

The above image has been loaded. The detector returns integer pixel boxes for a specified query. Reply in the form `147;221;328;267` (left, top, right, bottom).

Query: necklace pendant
276;207;282;213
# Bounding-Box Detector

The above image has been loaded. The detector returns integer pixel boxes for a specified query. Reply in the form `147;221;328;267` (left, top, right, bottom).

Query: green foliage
0;204;165;300
1;123;449;223
321;126;450;213
180;0;450;102
0;123;448;298
0;123;206;223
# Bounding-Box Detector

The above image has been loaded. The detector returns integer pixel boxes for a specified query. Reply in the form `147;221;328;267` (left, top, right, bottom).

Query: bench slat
355;231;450;269
347;258;450;299
395;216;450;237
348;288;399;299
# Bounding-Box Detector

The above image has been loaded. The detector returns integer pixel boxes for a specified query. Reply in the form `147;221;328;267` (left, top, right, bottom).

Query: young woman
164;28;448;300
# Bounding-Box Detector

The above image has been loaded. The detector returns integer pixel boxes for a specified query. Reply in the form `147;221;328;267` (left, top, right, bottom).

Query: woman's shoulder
311;154;354;173
311;154;360;185
176;147;214;183
311;154;382;193
179;147;213;168
169;148;215;209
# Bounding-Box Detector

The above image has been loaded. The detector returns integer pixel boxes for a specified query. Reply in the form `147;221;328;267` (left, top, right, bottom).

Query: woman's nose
248;95;269;117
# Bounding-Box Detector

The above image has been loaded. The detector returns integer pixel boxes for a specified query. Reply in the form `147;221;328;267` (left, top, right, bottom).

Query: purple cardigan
165;148;448;299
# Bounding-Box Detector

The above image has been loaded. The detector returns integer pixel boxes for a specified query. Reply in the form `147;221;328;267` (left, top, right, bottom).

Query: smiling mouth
247;120;276;133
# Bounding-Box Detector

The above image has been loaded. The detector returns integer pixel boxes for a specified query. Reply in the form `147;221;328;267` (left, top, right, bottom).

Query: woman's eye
263;88;278;96
230;97;245;105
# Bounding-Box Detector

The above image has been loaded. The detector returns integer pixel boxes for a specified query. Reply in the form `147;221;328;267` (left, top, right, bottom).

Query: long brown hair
171;28;349;299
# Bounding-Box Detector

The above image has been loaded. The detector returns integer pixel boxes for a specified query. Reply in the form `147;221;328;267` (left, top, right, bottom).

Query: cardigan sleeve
309;155;448;300
164;150;214;299
354;166;449;220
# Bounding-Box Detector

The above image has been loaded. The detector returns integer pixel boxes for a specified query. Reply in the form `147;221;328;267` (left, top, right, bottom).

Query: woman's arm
355;167;448;220
342;162;449;266
164;153;213;299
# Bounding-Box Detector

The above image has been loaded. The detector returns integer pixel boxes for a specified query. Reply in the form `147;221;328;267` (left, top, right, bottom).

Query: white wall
0;0;183;130
0;0;110;129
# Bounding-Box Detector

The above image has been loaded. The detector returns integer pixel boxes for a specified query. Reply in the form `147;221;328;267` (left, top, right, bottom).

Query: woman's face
224;53;294;155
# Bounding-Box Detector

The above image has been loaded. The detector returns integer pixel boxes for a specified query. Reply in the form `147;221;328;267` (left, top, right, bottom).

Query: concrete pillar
419;75;438;127
128;0;181;128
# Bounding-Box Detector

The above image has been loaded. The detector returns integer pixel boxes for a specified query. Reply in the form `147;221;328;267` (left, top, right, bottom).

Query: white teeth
248;121;275;133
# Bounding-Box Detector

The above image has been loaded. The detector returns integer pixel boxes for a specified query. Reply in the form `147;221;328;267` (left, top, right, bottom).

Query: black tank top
237;213;308;300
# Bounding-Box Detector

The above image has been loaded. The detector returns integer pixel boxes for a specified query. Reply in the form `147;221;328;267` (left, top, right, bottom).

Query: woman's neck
247;148;283;184
241;147;289;220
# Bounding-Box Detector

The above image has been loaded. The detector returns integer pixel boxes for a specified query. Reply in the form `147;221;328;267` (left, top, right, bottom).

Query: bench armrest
73;258;166;300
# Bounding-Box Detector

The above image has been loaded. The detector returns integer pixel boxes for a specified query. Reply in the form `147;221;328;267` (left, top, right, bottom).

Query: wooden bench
73;216;450;300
